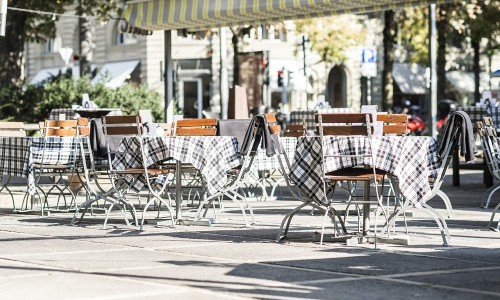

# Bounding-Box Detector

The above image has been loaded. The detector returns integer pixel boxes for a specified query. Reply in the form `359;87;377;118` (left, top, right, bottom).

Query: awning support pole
164;30;174;123
428;4;437;138
220;28;229;119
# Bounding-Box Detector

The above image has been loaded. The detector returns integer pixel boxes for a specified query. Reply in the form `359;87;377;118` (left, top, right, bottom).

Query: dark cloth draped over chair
438;111;475;162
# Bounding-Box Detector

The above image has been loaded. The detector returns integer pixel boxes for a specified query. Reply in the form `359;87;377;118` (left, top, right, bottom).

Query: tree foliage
294;15;366;65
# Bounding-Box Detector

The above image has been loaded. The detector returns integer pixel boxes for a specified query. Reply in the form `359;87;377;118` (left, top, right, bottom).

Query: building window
45;36;61;53
112;23;137;46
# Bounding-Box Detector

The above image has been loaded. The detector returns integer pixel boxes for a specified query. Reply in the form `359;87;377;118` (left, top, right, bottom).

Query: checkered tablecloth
458;106;490;125
289;135;441;206
0;137;82;195
254;137;297;171
487;107;500;129
289;108;355;129
112;136;240;195
49;108;122;120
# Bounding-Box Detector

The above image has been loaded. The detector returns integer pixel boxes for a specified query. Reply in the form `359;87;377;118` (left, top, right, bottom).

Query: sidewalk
0;170;499;300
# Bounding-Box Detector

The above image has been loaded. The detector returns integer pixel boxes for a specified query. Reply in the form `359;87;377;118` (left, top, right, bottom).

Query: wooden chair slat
382;124;408;134
268;124;281;135
316;113;370;124
105;126;143;135
45;120;78;128
103;115;141;124
175;127;217;136
322;126;370;136
176;118;217;127
45;128;78;137
0;122;25;129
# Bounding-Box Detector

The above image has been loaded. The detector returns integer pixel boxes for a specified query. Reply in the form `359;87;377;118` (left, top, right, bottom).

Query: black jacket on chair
438;111;475;162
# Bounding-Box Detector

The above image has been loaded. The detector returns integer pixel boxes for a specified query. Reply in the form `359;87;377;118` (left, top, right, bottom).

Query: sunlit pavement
0;169;499;300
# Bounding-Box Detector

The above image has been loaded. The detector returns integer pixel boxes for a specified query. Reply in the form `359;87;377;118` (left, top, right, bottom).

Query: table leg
175;160;182;219
362;181;370;236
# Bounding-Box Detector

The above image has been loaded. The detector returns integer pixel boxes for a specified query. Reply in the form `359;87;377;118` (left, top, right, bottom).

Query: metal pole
219;28;229;119
0;0;7;37
302;35;307;76
164;30;174;123
367;77;372;105
429;4;437;138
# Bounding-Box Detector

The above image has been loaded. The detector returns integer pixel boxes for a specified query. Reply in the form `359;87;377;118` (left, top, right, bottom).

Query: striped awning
123;0;454;33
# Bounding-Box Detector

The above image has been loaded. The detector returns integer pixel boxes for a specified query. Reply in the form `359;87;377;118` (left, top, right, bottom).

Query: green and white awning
123;0;453;33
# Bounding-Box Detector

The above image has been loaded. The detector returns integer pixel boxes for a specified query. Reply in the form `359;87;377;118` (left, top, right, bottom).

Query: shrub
17;76;163;122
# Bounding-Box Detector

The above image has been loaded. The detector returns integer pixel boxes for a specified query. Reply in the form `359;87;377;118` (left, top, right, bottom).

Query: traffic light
277;70;283;87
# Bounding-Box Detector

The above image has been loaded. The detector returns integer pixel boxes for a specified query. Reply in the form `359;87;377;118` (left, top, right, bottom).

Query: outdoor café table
289;135;441;234
111;135;240;219
0;136;81;211
487;106;500;130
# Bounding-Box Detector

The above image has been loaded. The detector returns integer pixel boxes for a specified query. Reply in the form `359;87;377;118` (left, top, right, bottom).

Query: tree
294;15;366;65
0;1;72;88
382;10;396;111
0;0;120;88
75;0;120;77
454;1;500;102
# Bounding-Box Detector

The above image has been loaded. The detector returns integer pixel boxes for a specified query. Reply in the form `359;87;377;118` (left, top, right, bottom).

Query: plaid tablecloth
290;135;441;207
112;136;240;195
487;107;500;129
289;108;355;128
0;137;81;195
49;108;122;120
254;137;297;171
458;106;490;125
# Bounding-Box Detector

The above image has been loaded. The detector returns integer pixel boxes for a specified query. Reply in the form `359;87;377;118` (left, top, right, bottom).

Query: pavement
0;169;499;300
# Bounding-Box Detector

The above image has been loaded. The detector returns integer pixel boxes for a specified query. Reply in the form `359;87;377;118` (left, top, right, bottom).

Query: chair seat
33;163;74;170
114;168;174;176
326;167;386;182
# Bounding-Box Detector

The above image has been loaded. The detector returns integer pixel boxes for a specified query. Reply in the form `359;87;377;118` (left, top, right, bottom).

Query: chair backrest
0;121;26;137
283;122;306;137
316;113;373;136
40;118;88;137
478;117;500;181
264;113;281;135
102;115;143;136
376;113;408;135
174;118;217;136
217;119;251;151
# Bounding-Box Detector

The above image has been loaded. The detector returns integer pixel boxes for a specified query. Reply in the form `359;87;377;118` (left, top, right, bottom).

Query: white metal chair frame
383;121;462;246
477;118;500;230
317;113;387;247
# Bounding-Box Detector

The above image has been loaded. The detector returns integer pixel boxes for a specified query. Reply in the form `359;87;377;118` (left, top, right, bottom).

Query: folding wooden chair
30;118;87;214
317;113;387;246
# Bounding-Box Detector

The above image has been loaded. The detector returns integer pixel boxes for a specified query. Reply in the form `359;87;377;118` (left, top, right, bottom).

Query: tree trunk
382;10;395;112
77;0;92;78
472;39;480;103
436;7;447;102
0;10;26;88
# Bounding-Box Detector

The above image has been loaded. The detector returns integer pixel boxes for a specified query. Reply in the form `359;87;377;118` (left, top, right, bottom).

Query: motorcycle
393;100;426;135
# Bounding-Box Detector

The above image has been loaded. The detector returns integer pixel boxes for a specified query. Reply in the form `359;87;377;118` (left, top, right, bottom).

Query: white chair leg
481;183;500;209
436;190;453;218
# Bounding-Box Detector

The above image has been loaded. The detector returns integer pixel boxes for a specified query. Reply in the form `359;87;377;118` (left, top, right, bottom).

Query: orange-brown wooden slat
176;118;217;127
382;124;408;134
376;114;408;123
268;124;281;135
175;128;217;136
45;120;78;128
45;128;78;137
264;113;277;123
